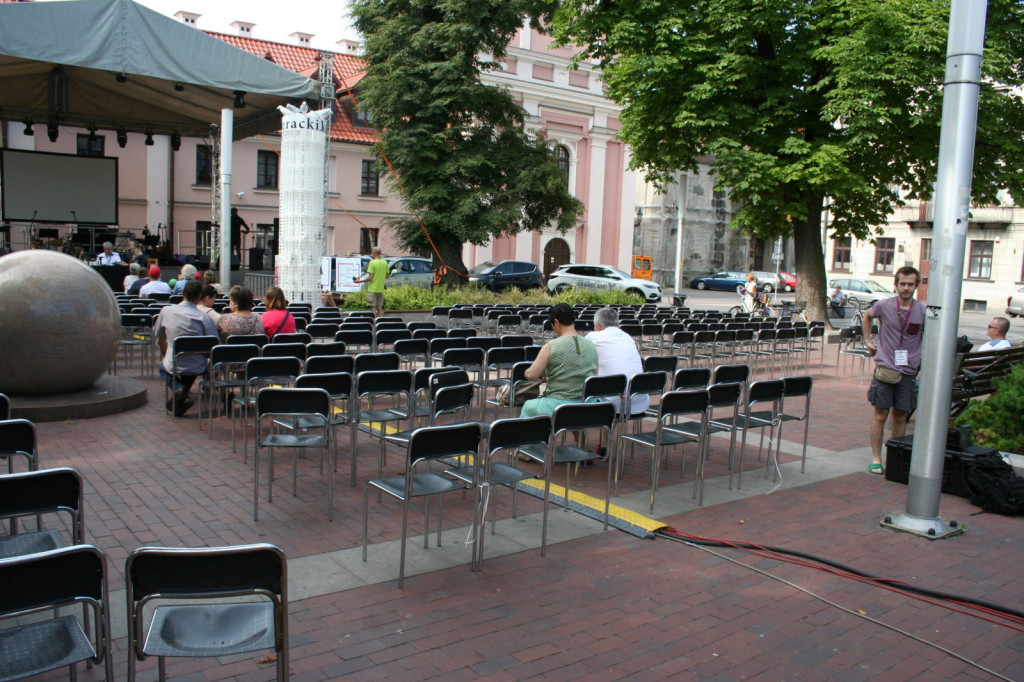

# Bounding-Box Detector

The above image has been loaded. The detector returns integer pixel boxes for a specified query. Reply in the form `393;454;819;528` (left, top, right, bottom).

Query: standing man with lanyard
863;266;926;475
354;247;388;318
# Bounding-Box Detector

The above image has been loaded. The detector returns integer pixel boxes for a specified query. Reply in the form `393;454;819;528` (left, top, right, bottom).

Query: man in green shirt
355;247;389;317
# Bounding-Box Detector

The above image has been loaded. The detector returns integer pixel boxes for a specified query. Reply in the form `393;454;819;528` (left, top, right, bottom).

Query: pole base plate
880;511;965;540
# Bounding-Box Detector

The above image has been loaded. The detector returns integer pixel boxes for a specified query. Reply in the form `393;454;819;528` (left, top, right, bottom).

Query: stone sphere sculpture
0;250;121;395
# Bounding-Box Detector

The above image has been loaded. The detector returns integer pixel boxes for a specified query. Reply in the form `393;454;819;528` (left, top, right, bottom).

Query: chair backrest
210;343;261;369
708;381;742;408
643;355;678;374
627;371;667;398
273;332;312;345
442;347;485;368
226;333;269;347
583;374;627;401
783;375;813;399
523;345;542;361
0;467;83;545
430;369;471;397
407;422;481;464
304;354;355;375
245;356;302;384
407;322;436;332
430;337;466;355
356;369;414;398
431;383;475;420
172;334;219;357
672;330;695;346
0;393;9;420
394;338;429;358
713;363;750;386
674;367;711;390
487;346;526;367
412;366;453;393
447;328;476;339
412;328;447;340
500;335;533;348
0;418;37;458
0;544;108;629
306;340;348;357
659;389;711;419
295;371;353;400
262;342;307;361
374;329;412;346
121;313;152;328
338;321;374;332
335;330;374;347
257;387;331;419
305;323;339;340
354;352;401;374
509;361;532;384
552;401;617;435
466;336;503;352
487;415;552;453
747;378;785;407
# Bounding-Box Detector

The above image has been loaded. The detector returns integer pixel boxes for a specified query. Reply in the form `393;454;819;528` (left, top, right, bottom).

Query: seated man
829;284;848;318
979;317;1012;351
139;266;171;298
154;279;217;416
521;303;598;418
588;306;649;416
95;241;123;266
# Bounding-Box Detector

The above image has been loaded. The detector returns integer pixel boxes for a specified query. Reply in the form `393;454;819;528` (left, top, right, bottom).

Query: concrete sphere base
0;250;121;395
8;375;148;422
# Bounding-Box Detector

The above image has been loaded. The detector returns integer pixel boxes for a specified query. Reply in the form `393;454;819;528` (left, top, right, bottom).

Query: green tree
551;0;1024;322
351;0;583;285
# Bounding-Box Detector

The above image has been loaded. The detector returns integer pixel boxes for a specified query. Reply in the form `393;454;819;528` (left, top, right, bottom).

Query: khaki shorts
366;292;384;308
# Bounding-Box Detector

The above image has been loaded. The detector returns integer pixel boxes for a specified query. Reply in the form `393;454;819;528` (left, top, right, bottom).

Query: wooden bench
951;345;1024;401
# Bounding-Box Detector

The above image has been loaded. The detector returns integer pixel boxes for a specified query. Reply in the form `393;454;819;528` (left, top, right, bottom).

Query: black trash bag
963;452;1024;516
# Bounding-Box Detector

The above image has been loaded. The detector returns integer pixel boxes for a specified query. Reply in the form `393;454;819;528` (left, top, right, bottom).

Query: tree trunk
432;236;470;288
793;194;831;325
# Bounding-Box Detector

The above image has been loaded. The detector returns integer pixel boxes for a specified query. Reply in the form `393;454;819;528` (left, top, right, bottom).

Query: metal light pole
218;109;233;288
881;0;987;539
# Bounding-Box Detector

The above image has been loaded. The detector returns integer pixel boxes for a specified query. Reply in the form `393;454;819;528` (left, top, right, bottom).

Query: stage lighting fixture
47;122;59;142
174;83;185;92
170;132;181;151
117;129;128;148
116;72;127;83
23;121;33;136
145;133;154;146
88;127;98;142
233;90;246;108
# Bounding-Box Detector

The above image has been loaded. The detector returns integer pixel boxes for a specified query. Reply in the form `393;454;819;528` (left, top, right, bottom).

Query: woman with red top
260;286;295;339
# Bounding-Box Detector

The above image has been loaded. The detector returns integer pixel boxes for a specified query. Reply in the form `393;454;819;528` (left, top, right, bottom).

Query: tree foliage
551;0;1024;320
351;0;583;285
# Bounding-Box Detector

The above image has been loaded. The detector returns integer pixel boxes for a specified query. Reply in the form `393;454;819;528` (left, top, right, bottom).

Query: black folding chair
198;343;261;438
125;544;288;682
0;467;83;558
349;369;413;486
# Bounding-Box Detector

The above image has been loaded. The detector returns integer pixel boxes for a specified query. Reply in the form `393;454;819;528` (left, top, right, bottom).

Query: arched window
555;145;571;179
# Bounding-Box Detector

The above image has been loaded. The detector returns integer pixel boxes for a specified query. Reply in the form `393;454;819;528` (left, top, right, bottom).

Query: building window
257;150;278;189
195;145;212;186
968;240;993;279
360;227;379;254
873;237;895;274
556;145;570;178
76;133;104;157
360;160;379;196
832;237;852;271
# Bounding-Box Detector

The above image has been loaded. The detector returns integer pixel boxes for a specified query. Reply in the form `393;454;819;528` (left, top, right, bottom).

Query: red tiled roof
209;32;375;144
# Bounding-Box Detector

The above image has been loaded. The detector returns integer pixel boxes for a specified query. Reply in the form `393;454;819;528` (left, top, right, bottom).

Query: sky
50;0;361;48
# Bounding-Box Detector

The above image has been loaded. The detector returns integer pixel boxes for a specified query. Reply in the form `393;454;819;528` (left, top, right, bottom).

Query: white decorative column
585;136;607;264
277;103;332;303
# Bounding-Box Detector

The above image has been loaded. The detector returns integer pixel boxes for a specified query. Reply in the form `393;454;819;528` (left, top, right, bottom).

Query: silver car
828;278;897;309
386;257;434;288
1007;286;1024;317
548;264;662;302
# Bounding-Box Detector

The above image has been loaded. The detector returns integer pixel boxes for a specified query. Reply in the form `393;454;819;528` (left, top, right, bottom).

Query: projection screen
0;149;118;224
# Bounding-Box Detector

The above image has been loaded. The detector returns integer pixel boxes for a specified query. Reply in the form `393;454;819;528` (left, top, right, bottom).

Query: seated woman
203;270;223;295
521;303;598;418
260;286;295;340
217;285;265;342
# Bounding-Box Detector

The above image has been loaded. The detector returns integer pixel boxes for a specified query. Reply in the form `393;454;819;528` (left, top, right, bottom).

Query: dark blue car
689;270;747;292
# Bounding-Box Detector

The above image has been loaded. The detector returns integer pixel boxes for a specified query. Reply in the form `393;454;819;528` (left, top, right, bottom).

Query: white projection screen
0;149;118;224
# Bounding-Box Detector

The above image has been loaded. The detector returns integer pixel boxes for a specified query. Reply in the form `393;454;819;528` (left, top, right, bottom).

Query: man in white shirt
139;265;172;298
96;241;122;266
978;317;1012;351
588;306;649;415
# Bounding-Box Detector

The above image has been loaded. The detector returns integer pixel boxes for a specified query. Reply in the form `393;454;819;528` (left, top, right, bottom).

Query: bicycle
729;292;807;323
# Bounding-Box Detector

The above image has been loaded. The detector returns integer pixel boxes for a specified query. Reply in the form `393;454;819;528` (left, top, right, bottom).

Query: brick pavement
17;348;1024;680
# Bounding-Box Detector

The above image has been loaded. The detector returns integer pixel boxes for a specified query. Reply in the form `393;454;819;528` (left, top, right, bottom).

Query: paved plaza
18;324;1024;681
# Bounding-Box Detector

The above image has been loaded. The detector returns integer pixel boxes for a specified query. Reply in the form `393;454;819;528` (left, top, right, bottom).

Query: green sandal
868;463;884;475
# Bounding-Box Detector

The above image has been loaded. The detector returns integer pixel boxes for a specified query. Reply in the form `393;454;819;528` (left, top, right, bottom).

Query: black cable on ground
656;527;1024;624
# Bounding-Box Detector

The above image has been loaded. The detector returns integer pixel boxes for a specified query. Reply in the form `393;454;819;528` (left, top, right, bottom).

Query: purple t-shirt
871;297;926;375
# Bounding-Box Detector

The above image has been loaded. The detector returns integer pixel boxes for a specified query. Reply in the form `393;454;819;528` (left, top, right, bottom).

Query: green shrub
339;284;647;310
953;362;1024;453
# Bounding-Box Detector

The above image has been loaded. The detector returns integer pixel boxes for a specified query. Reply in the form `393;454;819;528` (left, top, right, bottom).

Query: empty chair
253;387;334;520
0;467;83;558
305;354;355;375
772;376;813;474
429;337;466;366
306;340;348;357
353;351;401;374
125;544;288;682
349;370;413;485
118;313;155;375
643;355;678;375
667;382;742;489
0;419;38;474
517;402;618;555
448;307;474;329
0;545;113;681
231;357;303;457
0;393;8;420
837;326;873;380
447;327;477;339
465;336;503;353
362;423;480;587
198;343;261;438
374;328;412;352
484;360;534;418
262;341;307;363
226;333;269;347
272;331;312;345
335;329;374;354
412;328;447;341
407;321;436;333
305;322;340;341
723;379;786;488
394;338;429;369
446;415;551;570
673;367;711;391
670;330;695;366
500;334;533;348
712;363;751;402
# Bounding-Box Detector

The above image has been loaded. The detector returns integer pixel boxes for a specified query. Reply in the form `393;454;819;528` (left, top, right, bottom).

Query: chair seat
448;461;536;487
0;615;96;681
144;602;275;657
0;529;66;559
667;421;730;438
358;409;406;423
554;444;600;464
619;431;697;448
370;472;468;499
261;433;328;449
709;414;774;430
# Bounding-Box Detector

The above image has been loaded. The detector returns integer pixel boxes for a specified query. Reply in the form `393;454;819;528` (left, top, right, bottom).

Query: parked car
753;271;797;293
386;256;434;288
828;278;897;309
548;264;663;302
1007;286;1024;317
689;271;748;292
467;260;544;291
